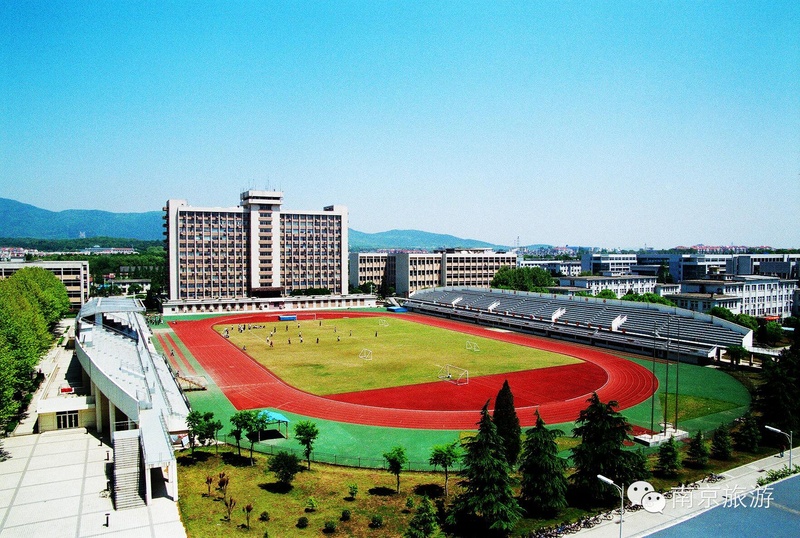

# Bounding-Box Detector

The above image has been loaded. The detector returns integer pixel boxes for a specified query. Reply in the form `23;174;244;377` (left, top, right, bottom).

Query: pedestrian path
0;429;185;538
574;446;800;537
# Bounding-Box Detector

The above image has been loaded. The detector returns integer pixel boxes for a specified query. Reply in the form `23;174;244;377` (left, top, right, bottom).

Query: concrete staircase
113;431;145;510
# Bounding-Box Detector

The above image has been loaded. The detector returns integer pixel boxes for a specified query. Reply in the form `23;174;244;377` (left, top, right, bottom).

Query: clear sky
1;1;798;249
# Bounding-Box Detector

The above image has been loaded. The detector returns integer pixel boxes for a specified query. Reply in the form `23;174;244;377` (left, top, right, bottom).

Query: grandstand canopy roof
78;297;144;319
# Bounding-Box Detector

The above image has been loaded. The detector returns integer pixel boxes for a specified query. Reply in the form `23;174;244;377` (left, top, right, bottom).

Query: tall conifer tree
448;401;521;536
519;410;568;517
493;380;521;467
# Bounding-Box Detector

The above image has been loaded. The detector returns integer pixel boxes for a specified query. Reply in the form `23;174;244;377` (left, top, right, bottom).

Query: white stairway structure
113;429;145;509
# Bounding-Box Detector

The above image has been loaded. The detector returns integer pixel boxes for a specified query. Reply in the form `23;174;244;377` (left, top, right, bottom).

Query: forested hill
0;198;163;240
0;197;513;250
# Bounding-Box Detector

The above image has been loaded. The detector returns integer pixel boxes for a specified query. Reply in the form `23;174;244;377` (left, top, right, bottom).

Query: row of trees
0;267;70;432
490;266;555;292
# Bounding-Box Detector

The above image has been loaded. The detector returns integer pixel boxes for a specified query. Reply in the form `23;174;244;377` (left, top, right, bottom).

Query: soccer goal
359;348;373;361
437;364;469;385
465;340;480;352
378;319;389;327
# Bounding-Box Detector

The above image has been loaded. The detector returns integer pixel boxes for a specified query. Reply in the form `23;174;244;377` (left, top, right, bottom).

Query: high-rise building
164;191;348;303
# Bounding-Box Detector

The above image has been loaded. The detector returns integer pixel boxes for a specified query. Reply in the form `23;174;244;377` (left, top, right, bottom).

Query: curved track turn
170;311;657;429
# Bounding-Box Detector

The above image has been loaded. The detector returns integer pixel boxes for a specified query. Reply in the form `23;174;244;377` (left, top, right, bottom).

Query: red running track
170;312;657;429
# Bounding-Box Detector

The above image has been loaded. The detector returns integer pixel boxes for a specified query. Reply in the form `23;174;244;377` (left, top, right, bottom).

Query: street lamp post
765;425;793;470
598;474;624;538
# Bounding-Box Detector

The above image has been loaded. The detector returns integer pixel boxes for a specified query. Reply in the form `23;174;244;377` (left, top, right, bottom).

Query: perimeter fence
217;433;465;473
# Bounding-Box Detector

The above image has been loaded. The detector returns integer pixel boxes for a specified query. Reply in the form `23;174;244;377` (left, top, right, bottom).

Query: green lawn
216;317;579;395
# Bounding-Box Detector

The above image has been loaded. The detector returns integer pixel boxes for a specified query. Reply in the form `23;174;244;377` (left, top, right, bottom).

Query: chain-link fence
219;433;464;473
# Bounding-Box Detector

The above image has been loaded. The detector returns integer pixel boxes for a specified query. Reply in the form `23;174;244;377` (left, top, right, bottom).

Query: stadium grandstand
74;298;189;508
404;287;753;363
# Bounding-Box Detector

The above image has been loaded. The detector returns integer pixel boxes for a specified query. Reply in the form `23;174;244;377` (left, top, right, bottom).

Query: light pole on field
598;474;624;538
765;425;793;470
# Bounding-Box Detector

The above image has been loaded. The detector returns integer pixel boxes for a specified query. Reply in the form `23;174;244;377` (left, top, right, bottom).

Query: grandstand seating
406;287;751;362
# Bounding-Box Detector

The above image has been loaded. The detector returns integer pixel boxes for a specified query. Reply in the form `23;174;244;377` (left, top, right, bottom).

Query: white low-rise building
676;275;797;318
557;275;658;298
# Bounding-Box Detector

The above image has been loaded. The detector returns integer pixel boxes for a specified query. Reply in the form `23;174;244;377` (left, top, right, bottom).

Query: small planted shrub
370;514;383;528
297;516;309;528
259;511;270;522
323;520;337;533
306;497;318;512
340;509;351;522
348;483;358;499
405;497;415;512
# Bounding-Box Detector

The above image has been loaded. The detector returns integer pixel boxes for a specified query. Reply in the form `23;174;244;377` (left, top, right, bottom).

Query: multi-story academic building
671;275;797;319
518;258;583;277
0;260;90;309
163;191;371;315
350;249;517;297
556;275;658;298
581;253;638;276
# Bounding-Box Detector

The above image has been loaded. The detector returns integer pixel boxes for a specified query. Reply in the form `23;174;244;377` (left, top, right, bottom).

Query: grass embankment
215;317;578;395
178;447;448;538
179;440;781;537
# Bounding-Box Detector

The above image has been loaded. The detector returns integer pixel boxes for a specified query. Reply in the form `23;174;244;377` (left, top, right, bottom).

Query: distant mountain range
0;197;522;251
0;198;163;240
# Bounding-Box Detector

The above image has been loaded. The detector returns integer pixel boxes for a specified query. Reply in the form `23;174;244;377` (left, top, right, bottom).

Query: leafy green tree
519;410;568;517
383;446;408;493
447;402;521;535
245;412;268;465
655;437;681;477
711;423;733;460
229;410;254;457
726;345;749;368
686;430;710;468
734;313;758;332
429;441;461;496
595;289;617;299
570;393;646;506
492;380;521;467
186;410;214;455
760;321;784;346
656;264;674;284
208;418;223;455
756;345;800;435
733;411;761;453
707;306;735;322
405;496;439;538
268;451;302;485
293;420;319;470
491;266;554;292
620;292;676;307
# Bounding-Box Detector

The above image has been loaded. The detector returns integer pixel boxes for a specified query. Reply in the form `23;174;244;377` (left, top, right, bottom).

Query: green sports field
214;316;579;395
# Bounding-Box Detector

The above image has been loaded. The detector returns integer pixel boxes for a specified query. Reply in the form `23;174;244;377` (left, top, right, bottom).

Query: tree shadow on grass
259;482;293;494
368;486;396;497
221;452;252;467
413;483;444;499
176;452;211;466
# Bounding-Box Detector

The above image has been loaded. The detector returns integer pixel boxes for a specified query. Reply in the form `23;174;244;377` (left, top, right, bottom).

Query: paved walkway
0;429;186;538
575;446;800;537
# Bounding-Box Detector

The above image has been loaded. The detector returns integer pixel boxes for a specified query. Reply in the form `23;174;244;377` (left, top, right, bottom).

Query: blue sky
1;1;798;249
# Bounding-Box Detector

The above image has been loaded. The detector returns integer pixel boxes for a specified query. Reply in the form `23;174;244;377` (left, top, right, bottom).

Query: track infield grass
214;317;580;395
